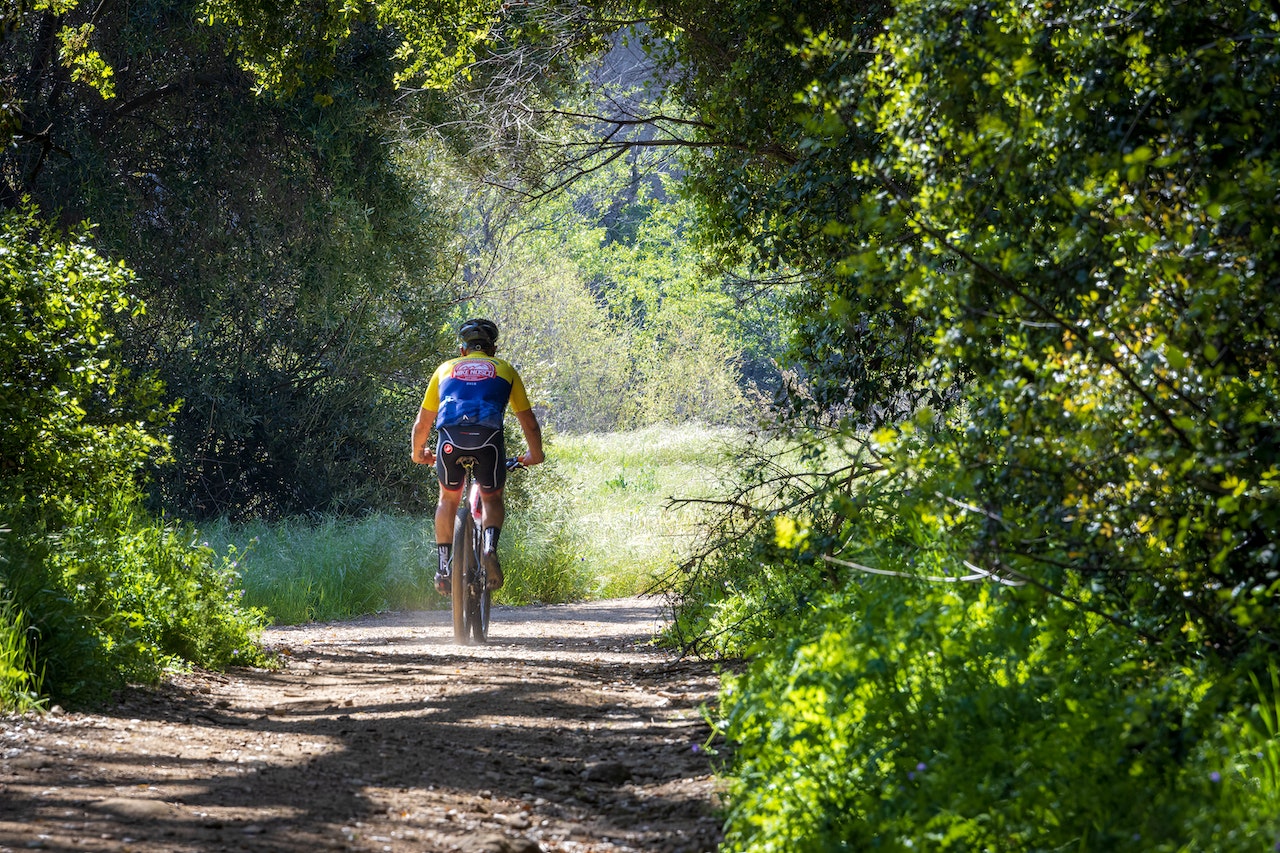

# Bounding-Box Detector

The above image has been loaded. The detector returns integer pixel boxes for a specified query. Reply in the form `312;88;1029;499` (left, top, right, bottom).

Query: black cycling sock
437;544;451;576
483;526;500;554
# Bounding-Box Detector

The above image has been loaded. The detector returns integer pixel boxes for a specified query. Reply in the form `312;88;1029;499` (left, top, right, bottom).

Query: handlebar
506;457;526;471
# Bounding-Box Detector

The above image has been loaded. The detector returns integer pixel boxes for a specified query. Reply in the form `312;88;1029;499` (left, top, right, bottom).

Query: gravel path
0;597;724;853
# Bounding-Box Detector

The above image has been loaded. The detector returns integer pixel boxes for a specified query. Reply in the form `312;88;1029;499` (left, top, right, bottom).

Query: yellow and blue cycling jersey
422;354;532;430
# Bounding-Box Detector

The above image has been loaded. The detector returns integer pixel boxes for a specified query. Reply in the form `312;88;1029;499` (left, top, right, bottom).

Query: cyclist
411;318;545;595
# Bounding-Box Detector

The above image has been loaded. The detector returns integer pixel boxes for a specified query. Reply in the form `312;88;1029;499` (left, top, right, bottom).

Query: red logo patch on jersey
442;443;454;455
452;360;497;382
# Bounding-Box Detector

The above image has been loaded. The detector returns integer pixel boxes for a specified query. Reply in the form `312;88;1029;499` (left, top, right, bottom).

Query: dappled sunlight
0;599;721;853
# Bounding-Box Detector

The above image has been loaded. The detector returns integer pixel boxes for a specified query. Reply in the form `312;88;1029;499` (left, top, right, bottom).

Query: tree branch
110;72;234;120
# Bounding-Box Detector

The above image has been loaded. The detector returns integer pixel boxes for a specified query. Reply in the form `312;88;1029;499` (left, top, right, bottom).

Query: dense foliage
0;207;268;708
202;0;500;93
721;580;1280;851
830;0;1280;665
630;0;1280;847
3;0;465;520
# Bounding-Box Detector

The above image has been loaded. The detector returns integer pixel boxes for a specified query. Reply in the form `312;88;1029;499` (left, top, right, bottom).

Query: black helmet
458;318;498;349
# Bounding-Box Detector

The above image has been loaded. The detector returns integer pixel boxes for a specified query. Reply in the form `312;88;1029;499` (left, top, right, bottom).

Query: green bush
678;429;1280;850
0;206;270;708
11;496;271;703
665;430;883;657
719;579;1280;852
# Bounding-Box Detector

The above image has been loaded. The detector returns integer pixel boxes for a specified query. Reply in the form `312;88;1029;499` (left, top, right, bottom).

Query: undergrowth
2;493;272;709
672;428;1280;851
0;587;44;714
199;425;738;624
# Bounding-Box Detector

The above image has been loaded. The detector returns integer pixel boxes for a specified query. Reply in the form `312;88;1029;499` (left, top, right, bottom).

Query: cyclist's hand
519;450;544;466
413;447;436;465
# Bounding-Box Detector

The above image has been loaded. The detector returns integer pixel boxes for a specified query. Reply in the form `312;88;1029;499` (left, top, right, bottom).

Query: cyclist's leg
433;485;463;593
435;482;465;534
469;431;508;589
478;490;505;532
433;427;469;594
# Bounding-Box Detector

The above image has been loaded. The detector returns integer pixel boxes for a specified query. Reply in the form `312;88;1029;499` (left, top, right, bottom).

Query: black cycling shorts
436;424;506;493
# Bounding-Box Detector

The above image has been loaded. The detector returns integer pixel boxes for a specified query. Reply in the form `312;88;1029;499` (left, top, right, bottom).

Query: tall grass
499;425;738;604
0;591;44;713
200;425;742;625
199;514;439;625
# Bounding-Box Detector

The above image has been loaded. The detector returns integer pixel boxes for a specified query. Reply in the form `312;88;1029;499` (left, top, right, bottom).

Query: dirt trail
0;597;724;853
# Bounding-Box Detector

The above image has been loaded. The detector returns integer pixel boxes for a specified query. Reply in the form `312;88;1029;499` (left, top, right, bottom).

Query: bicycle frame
449;457;522;644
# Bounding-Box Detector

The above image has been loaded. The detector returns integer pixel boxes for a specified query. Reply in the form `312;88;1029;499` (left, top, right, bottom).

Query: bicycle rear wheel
467;522;490;643
450;493;473;643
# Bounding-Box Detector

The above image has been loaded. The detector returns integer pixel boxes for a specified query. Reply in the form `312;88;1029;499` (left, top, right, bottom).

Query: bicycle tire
476;581;491;642
468;522;490;643
451;489;472;643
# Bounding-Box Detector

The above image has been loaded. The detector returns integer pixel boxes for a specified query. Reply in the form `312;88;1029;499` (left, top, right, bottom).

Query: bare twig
822;553;1026;586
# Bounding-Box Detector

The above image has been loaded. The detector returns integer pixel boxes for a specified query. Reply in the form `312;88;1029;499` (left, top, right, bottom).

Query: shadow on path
0;597;723;853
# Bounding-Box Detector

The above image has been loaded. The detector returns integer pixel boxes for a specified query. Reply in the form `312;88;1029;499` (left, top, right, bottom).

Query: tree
646;3;1280;846
813;0;1280;663
3;0;466;518
203;0;501;94
462;0;924;427
0;206;165;529
611;0;1280;667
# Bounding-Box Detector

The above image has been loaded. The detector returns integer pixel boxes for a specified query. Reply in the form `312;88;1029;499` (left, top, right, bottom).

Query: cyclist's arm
412;407;437;465
515;408;544;466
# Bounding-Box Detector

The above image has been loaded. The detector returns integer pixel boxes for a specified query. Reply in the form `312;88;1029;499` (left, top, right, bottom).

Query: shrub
680;430;1280;850
9;495;271;704
719;580;1280;852
0;206;270;708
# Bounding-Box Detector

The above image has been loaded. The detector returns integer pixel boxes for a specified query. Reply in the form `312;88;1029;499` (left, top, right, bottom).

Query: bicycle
450;456;523;644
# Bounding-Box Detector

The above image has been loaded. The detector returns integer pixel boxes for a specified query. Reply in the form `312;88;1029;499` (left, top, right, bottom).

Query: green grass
502;424;740;602
198;514;438;625
199;425;742;625
0;591;45;713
